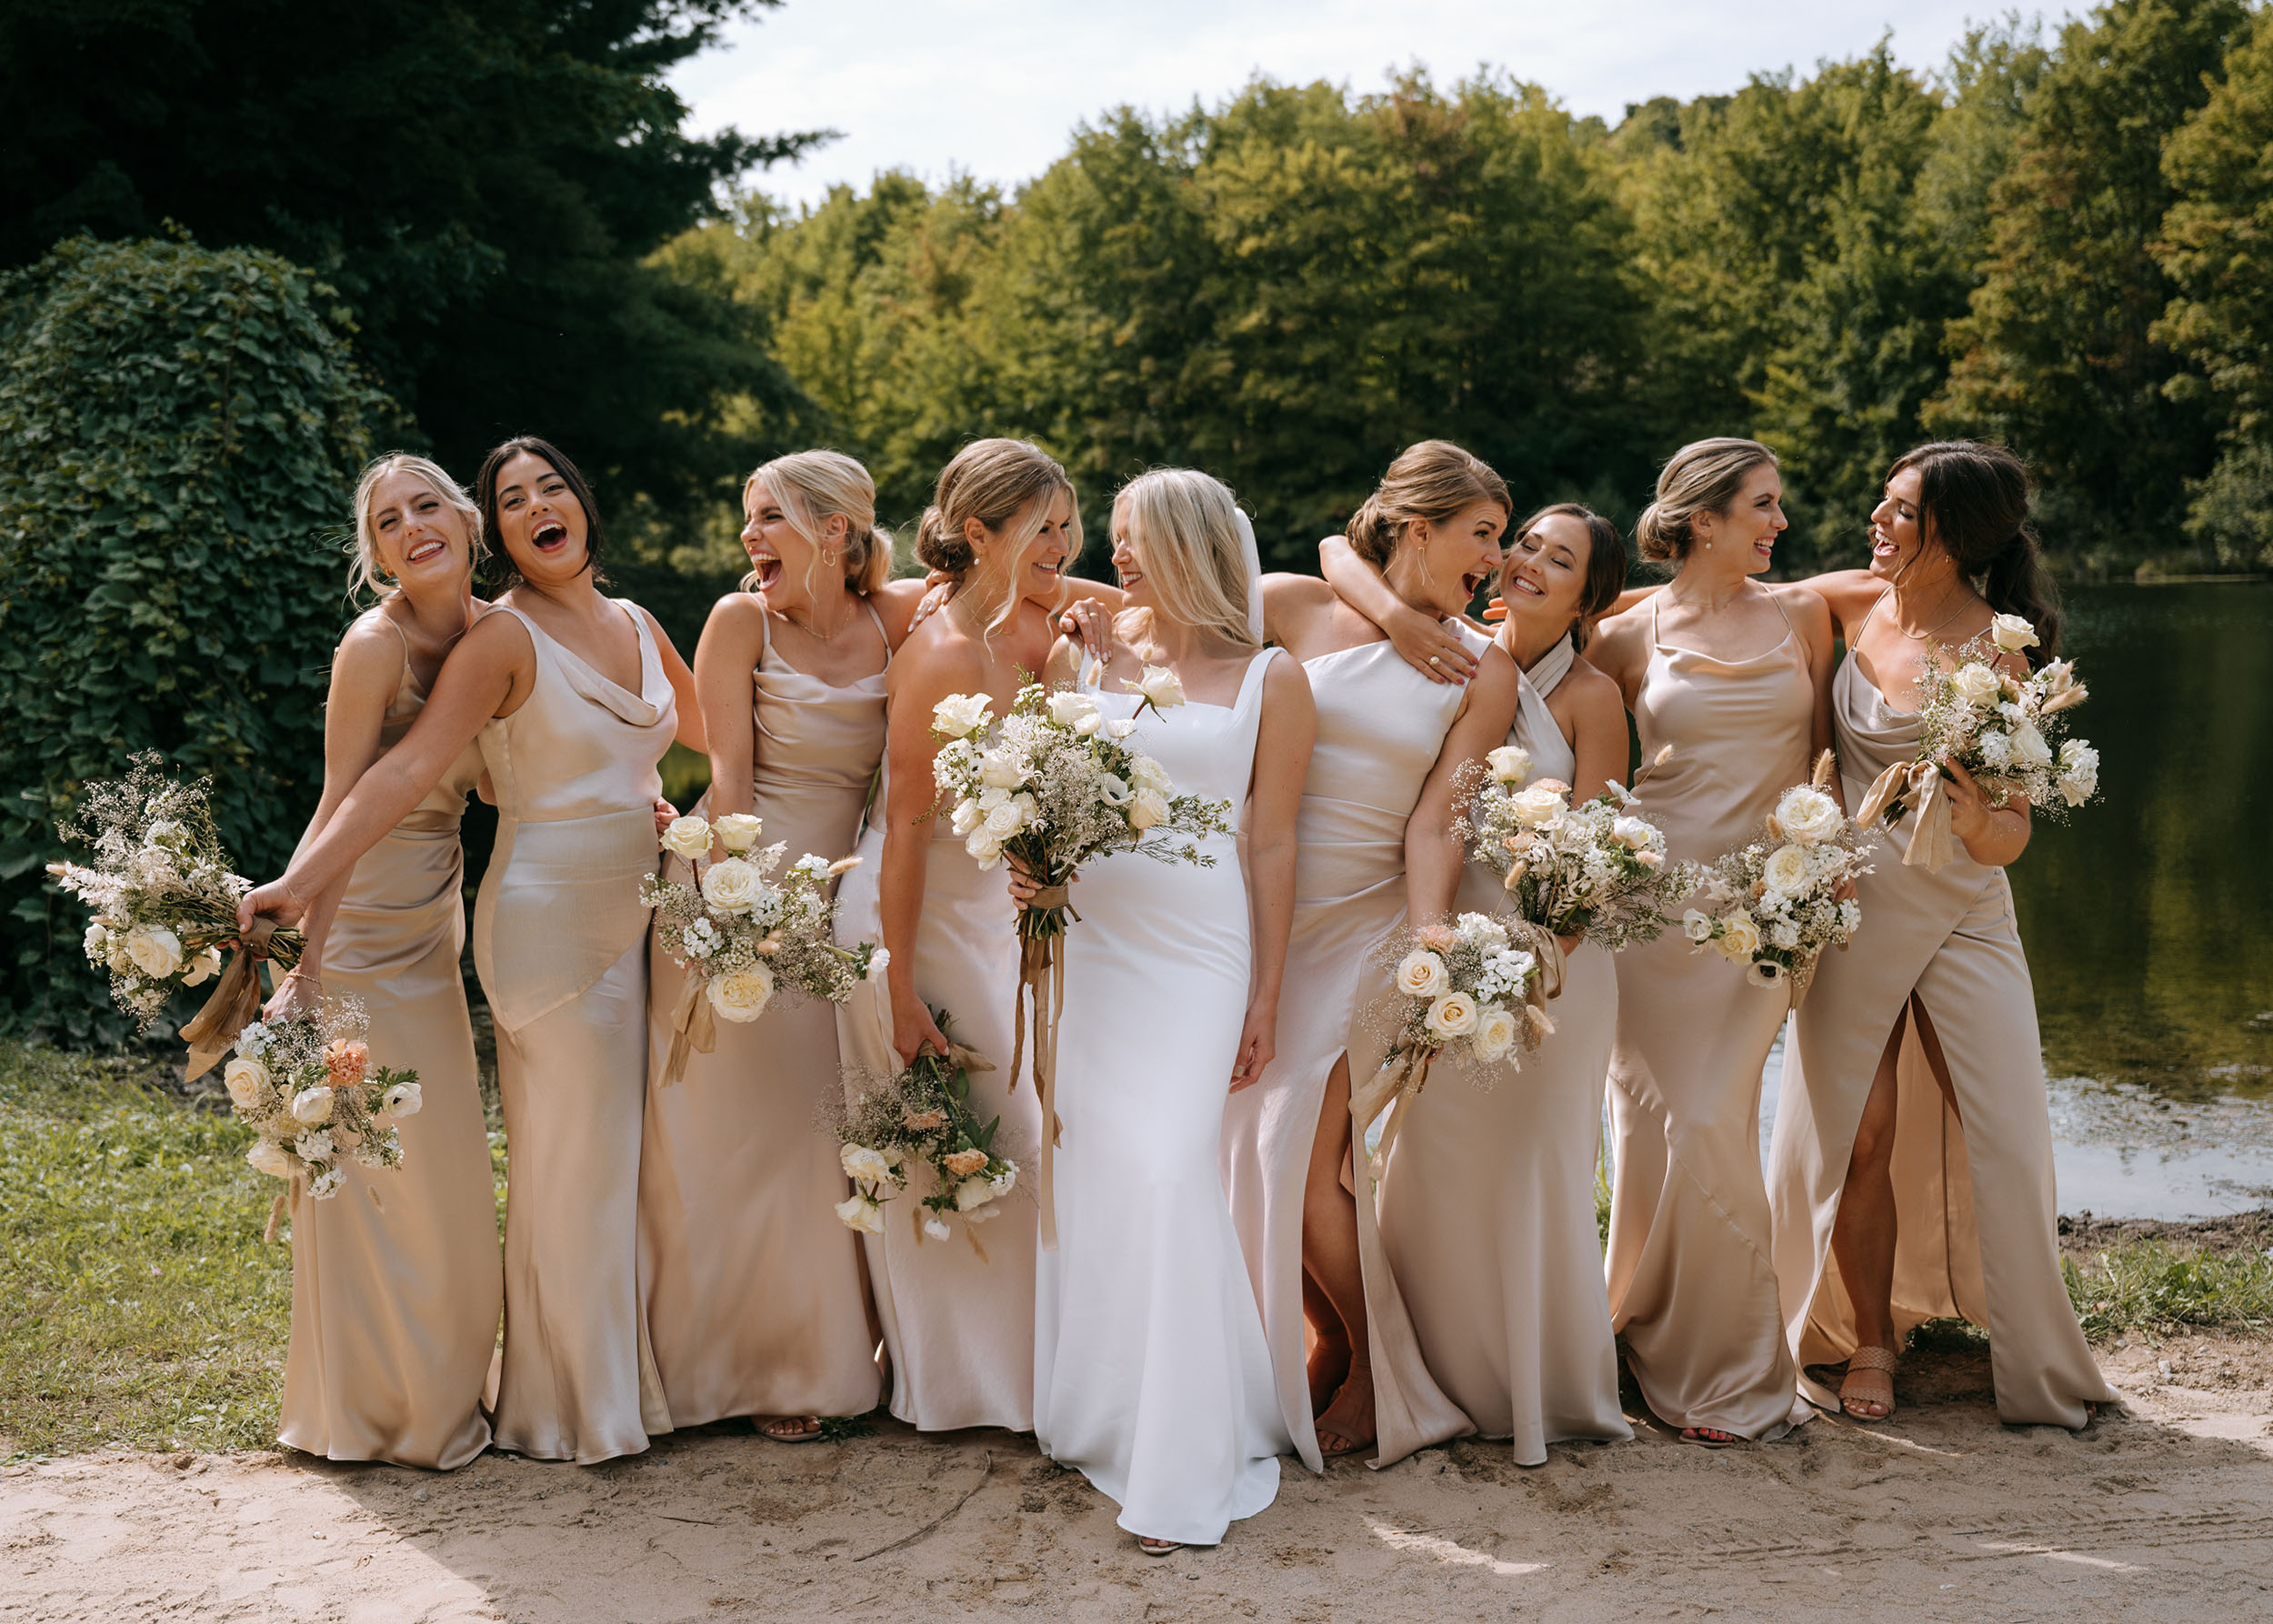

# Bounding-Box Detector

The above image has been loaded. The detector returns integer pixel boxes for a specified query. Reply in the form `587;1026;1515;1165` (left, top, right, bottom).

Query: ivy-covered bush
0;236;386;1042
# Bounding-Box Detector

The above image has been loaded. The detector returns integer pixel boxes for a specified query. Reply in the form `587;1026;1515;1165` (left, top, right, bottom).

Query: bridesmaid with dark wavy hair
1767;441;2114;1428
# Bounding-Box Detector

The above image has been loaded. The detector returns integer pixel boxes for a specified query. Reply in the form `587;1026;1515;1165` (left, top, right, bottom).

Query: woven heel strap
1847;1344;1899;1374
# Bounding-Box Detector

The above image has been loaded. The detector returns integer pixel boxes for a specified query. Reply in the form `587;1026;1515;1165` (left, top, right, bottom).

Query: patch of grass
2065;1239;2273;1340
1905;1316;1990;1353
0;1038;292;1459
816;1410;879;1442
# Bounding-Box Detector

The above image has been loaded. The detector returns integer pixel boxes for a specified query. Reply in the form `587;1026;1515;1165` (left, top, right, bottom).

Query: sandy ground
5;1333;2270;1624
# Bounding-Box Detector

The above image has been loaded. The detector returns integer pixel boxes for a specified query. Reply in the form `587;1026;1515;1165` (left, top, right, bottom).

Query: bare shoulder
456;601;534;662
891;610;990;696
1799;568;1880;622
333;608;406;678
1059;576;1129;615
867;577;931;646
1460;638;1522;711
1772;579;1836;637
1261;572;1335;615
705;588;766;632
1560;656;1623;711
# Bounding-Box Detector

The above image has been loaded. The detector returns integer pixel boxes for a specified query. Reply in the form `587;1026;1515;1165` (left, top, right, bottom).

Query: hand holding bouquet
836;1011;1018;1255
1685;754;1871;1000
1857;614;2098;869
643;811;879;1087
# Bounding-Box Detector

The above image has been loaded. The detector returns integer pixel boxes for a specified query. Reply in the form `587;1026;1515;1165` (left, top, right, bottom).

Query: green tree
0;236;386;1041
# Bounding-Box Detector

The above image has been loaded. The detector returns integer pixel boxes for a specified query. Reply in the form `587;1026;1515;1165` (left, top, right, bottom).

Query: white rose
245;1138;293;1179
976;748;1024;790
124;924;184;978
1129;788;1169;831
836;1195;886;1235
1486;745;1532;786
2057;741;2099;806
2011;723;2054;768
1396;949;1447;999
932;693;994;738
1773;786;1843;845
966;831;1004;868
954;1176;997;1211
1046;689;1101;729
660;816;712;860
290;1085;335;1127
1471;1007;1520;1064
1611;815;1655;850
1126;665;1186;710
706;965;775;1023
1761;843;1815;897
982;798;1026;837
181;947;223;987
1425;991;1480;1040
950;797;984;836
1716;910;1761;960
1129;755;1172;795
712;812;764;852
699;856;762;916
1951;661;2002;706
1509;785;1565;828
223;1055;270;1110
1990;613;2039;654
841;1143;897;1186
381;1081;423;1118
1105;718;1138;740
1096;773;1133;807
865;946;891;980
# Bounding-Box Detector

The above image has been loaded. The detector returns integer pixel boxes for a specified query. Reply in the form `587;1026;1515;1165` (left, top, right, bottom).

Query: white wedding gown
1033;650;1290;1546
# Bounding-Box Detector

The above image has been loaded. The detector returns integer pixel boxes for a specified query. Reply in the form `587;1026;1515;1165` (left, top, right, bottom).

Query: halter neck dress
1220;629;1483;1472
638;602;888;1429
1767;596;2113;1425
475;598;677;1463
1604;594;1814;1440
1377;633;1632;1464
277;611;502;1469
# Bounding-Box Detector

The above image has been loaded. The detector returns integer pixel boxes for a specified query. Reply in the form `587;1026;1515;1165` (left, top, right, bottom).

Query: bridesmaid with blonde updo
262;454;503;1469
638;451;933;1442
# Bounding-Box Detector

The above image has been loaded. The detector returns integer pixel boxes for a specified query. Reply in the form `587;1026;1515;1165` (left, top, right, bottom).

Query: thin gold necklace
1892;579;1975;641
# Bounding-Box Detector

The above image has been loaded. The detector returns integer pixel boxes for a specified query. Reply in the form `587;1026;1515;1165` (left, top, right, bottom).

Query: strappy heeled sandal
1839;1345;1898;1421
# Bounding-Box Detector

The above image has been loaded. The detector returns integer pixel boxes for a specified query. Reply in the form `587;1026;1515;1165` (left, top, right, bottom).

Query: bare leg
1827;1005;1910;1419
1301;1055;1373;1454
1303;1267;1351;1415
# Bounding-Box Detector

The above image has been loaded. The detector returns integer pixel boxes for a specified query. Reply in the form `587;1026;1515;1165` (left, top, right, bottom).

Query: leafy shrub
0;235;386;1043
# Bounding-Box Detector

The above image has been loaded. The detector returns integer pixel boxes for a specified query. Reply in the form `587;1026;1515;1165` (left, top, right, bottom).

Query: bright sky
670;0;2064;208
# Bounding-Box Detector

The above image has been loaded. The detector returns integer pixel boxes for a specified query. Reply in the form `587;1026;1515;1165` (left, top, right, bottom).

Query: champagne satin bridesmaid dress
1221;630;1482;1471
1767;599;2114;1427
1604;596;1813;1440
1377;634;1633;1465
277;620;503;1469
638;606;885;1428
474;600;676;1463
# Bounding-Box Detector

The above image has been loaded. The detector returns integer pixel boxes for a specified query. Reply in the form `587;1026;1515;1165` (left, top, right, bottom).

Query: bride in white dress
1017;470;1312;1553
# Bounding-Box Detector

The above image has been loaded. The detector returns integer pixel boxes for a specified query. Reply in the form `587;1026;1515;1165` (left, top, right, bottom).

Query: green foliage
0;235;384;1043
2066;1239;2273;1337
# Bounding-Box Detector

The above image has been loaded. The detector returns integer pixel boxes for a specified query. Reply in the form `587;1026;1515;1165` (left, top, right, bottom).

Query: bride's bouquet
836;1010;1018;1254
1685;755;1871;998
643;812;879;1086
1857;614;2098;868
221;997;421;1239
928;671;1235;1247
1455;744;1689;952
47;752;305;1074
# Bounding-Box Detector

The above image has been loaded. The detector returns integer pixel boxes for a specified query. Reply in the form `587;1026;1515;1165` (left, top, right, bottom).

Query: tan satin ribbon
180;917;276;1081
657;967;718;1088
1857;758;1958;872
1009;884;1071;1253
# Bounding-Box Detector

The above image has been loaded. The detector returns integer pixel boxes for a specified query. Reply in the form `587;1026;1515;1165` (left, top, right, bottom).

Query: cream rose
1046;690;1102;731
966;831;1004;867
1471;1007;1520;1064
699;856;762;916
1683;908;1714;943
1425;991;1480;1040
954;1175;997;1211
1129;787;1170;831
245;1138;293;1179
124;924;183;978
943;1148;991;1178
1773;786;1842;845
1509;785;1565;828
1951;661;2002;706
841;1143;896;1185
932;693;994;738
1990;613;2039;654
1396;949;1448;999
181;947;223;987
1716;910;1761;960
836;1195;886;1235
976;748;1024;789
1761;842;1814;897
660;816;712;860
290;1085;335;1127
1611;815;1655;850
223;1055;270;1110
712;812;764;852
2011;723;2054;767
1126;665;1186;710
706;965;775;1023
1486;745;1532;786
380;1081;423;1119
1129;754;1172;794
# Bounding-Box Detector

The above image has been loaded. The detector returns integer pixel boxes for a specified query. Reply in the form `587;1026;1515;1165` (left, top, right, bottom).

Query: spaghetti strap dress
277;613;502;1469
637;603;887;1428
1767;596;2114;1426
474;599;676;1463
1604;596;1813;1440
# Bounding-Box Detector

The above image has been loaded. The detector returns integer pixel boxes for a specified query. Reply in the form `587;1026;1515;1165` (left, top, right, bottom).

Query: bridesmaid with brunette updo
245;436;705;1465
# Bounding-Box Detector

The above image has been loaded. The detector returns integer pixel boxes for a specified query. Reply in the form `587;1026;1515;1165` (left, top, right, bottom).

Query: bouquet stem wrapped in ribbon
928;670;1234;1248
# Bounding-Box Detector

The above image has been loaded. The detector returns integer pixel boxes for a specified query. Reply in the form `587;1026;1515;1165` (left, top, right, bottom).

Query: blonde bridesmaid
1587;439;1835;1445
245;436;704;1464
1226;440;1515;1468
638;451;931;1441
1327;504;1637;1463
831;439;1076;1434
261;455;502;1469
1767;442;2114;1428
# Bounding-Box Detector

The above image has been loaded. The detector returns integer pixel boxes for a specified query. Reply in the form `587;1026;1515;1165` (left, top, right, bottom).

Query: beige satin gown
1222;631;1482;1472
277;619;503;1469
638;605;886;1427
834;754;1036;1433
1605;596;1813;1439
1379;634;1632;1465
474;599;676;1463
1767;600;2115;1427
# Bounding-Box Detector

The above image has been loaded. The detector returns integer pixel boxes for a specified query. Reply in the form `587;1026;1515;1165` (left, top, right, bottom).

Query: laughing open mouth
1462;568;1490;596
750;554;784;590
532;519;569;550
406;537;446;565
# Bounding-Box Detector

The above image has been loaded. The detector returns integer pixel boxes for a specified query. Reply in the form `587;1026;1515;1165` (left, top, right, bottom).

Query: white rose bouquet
1454;745;1690;953
46;753;305;1073
1856;616;2098;869
836;1009;1018;1254
222;997;420;1240
641;812;880;1086
1686;754;1872;998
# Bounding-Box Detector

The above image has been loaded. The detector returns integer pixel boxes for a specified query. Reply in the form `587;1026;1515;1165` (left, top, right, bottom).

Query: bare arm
636;604;706;757
1230;656;1317;1092
1403;646;1521;922
692;594;766;820
1563;661;1631;804
878;637;988;1064
1784;585;1841;800
1318;535;1479;684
